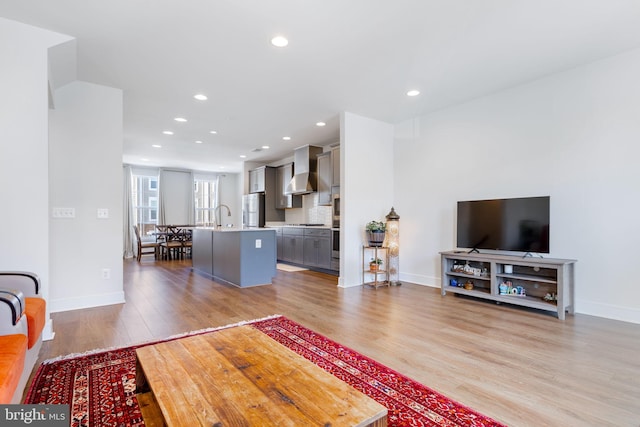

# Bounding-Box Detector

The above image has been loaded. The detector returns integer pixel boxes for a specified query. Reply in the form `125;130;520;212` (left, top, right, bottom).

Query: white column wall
49;81;124;312
340;112;394;287
394;47;640;324
0;18;72;338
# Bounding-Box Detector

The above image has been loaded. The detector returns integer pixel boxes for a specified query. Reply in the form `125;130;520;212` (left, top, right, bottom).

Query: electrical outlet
97;208;109;219
255;239;262;248
52;207;76;218
101;268;110;279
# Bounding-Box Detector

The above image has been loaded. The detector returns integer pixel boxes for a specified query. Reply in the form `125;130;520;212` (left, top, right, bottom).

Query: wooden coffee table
136;325;388;426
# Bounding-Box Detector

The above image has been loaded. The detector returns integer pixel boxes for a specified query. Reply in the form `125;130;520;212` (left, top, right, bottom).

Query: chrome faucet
214;204;231;227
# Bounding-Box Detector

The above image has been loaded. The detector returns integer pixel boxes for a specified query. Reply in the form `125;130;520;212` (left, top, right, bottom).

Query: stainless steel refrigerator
242;193;265;228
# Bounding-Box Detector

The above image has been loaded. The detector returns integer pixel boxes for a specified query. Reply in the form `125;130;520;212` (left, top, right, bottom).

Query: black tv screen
456;196;550;253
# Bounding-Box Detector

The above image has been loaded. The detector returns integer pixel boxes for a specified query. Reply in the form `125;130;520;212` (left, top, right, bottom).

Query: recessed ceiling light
240;155;247;158
152;144;162;148
194;94;207;101
316;122;326;127
195;140;203;144
210;130;218;134
262;145;270;149
271;36;288;47
282;136;291;141
163;130;174;135
174;117;187;122
141;158;149;162
407;90;420;97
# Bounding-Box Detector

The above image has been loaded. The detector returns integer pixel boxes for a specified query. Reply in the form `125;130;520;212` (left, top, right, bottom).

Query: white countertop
195;227;276;232
266;225;331;229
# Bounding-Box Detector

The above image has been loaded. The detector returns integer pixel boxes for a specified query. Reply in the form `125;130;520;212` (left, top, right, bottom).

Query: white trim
43;318;55;341
49;291;126;313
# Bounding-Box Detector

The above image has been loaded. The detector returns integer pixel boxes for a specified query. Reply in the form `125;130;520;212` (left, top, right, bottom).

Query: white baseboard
43;318;55;341
576;300;640;325
50;291;125;313
399;272;439;288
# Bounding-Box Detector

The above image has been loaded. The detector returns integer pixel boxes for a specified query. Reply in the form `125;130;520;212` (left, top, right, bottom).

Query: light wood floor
32;259;640;426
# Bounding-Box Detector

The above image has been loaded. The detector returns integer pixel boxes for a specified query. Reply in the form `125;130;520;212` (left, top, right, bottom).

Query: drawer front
303;228;331;238
282;227;304;236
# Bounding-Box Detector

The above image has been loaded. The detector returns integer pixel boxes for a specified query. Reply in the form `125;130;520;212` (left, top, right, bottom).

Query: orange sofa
0;334;28;403
0;272;46;403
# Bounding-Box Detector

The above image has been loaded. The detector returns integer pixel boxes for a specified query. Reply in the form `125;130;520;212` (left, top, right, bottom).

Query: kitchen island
192;227;276;287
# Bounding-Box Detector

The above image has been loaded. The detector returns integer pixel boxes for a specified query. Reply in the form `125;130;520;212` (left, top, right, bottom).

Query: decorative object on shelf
451;262;484;276
365;220;386;247
464;264;482;276
504;265;513;274
384;207;401;286
464;280;474;290
498;282;511;295
449;278;457;287
499;281;526;296
543;292;557;302
369;257;383;272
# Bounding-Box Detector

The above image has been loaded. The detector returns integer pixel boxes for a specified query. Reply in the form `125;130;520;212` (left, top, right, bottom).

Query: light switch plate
255;239;262;248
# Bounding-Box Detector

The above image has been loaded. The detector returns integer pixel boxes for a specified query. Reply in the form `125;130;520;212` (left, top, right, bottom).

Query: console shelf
440;251;576;319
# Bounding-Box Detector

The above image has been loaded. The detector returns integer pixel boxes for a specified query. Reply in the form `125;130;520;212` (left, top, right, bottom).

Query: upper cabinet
331;145;340;190
317;152;332;206
249;167;266;193
248;166;284;221
276;163;302;209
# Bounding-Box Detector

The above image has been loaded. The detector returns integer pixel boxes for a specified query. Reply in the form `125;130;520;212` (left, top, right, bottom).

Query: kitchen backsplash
283;193;332;225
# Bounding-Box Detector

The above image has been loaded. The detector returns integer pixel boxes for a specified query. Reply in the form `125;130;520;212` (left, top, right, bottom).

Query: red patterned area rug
26;315;506;427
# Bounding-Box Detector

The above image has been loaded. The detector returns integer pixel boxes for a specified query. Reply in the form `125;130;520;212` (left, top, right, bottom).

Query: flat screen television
456;196;550;253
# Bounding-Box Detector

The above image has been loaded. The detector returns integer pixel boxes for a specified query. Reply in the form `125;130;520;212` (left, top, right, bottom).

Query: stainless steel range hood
285;145;324;195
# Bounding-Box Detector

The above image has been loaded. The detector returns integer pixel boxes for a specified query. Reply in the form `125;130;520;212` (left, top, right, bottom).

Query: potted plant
369;257;383;272
365;220;386;247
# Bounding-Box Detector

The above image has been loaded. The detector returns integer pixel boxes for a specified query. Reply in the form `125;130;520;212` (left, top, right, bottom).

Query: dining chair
180;228;193;258
159;225;184;260
133;225;159;262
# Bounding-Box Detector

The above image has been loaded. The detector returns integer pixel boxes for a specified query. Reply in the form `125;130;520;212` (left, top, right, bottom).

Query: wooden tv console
440;251;576;319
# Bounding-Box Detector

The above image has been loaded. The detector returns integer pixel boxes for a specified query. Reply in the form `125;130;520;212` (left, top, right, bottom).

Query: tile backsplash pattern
284;193;332;225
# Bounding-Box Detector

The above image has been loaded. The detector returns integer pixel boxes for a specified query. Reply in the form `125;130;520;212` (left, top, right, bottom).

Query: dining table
154;225;194;259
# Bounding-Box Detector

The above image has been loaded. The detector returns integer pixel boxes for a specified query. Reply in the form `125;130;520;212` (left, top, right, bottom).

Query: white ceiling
3;0;640;173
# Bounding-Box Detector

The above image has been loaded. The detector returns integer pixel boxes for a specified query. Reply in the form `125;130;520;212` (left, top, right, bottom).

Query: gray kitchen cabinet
249;166;284;221
192;228;277;287
248;167;265;193
303;228;331;269
317;152;332;206
331;145;340;189
282;227;304;264
276;163;302;209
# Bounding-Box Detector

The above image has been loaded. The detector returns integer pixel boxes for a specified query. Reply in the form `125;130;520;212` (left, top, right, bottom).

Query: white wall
394;47;640;324
0;18;73;338
49;81;124;312
340;112;394;287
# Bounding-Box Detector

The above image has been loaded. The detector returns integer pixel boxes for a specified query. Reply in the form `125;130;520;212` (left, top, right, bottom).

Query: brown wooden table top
135;325;387;427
